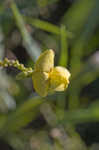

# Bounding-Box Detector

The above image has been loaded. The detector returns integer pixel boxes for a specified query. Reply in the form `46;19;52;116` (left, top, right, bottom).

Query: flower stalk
0;58;33;78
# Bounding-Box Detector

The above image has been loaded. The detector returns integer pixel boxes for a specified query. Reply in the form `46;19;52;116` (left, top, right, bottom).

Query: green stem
0;58;33;78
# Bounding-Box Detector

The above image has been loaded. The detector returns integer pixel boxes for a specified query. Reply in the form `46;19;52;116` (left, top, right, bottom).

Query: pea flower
32;50;71;97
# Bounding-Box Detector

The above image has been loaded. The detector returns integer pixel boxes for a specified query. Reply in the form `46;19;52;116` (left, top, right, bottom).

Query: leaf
5;96;45;131
10;1;41;61
59;25;68;67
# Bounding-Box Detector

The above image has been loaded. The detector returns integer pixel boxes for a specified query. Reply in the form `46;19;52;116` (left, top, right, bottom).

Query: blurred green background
0;0;99;150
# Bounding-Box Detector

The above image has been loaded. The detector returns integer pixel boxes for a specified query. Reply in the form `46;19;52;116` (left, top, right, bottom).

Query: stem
0;58;33;78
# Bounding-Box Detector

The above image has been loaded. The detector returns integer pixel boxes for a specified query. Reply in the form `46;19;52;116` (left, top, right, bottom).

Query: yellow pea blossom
32;49;71;97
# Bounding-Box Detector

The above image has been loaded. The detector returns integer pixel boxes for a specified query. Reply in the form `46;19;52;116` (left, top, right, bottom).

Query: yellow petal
32;71;49;97
49;66;71;92
34;49;54;72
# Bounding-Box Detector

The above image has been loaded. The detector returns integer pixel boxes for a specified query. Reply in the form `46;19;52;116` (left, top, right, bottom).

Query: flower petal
32;71;49;97
34;49;54;72
49;66;71;92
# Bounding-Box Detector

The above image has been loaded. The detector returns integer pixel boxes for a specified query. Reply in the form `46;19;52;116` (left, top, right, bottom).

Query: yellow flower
32;50;71;97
